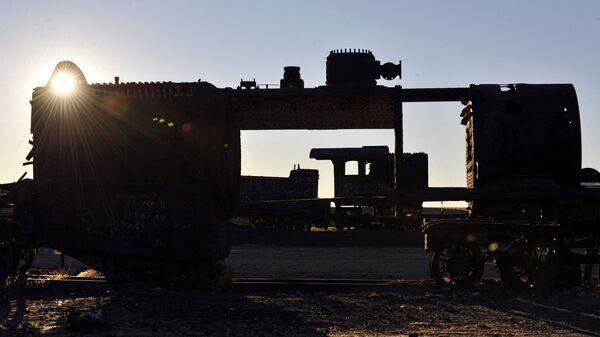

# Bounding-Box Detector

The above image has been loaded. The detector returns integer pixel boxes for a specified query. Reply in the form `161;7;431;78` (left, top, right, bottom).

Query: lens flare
51;71;76;94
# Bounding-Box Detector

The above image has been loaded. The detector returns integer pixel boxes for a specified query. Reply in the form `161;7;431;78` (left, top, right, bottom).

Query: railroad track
25;275;394;287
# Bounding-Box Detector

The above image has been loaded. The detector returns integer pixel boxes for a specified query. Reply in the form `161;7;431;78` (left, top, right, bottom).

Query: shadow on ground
2;280;600;336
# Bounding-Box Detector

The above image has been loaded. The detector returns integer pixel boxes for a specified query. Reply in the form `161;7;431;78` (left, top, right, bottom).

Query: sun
51;71;76;94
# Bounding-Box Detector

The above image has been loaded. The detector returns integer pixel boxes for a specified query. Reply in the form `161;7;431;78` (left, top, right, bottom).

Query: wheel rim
431;243;484;288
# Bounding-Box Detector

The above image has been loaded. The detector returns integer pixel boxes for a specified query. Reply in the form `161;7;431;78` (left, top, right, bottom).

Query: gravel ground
1;227;600;336
227;246;431;279
2;279;600;336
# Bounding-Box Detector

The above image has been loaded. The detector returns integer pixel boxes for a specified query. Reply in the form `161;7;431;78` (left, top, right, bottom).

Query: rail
26;275;395;287
242;186;600;204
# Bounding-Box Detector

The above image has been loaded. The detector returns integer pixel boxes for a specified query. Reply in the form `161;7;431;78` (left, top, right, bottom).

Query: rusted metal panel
230;87;479;130
231;91;396;130
30;84;239;262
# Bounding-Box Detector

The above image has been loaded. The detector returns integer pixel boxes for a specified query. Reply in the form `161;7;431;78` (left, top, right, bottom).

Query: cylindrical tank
280;66;304;89
465;83;581;220
326;50;380;87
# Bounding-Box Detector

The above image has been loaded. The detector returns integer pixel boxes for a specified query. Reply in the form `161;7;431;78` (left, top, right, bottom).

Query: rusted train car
236;147;428;231
22;62;241;279
236;168;329;230
310;146;428;230
0;50;598;288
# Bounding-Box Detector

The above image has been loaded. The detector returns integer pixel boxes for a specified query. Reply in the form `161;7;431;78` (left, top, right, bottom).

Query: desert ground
1;226;600;336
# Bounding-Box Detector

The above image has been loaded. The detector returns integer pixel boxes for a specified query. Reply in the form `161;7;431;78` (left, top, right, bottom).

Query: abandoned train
237;167;329;230
237;146;428;231
0;50;599;287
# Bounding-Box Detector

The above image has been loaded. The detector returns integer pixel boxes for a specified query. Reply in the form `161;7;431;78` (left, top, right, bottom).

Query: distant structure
311;146;427;230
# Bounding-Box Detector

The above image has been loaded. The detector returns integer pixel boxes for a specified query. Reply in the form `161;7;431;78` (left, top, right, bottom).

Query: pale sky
1;1;599;199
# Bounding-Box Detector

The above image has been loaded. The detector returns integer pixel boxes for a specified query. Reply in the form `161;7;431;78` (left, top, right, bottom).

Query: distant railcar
236;148;429;231
310;146;428;230
237;168;329;230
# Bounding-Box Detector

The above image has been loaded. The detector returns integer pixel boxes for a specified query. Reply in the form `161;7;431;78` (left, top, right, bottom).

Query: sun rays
50;72;76;95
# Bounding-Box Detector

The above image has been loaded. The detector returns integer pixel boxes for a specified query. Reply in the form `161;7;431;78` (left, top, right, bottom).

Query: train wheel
430;242;484;288
501;238;580;290
0;240;16;284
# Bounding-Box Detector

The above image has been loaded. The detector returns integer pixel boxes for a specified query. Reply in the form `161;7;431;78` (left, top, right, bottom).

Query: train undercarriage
3;178;600;289
422;185;600;289
425;220;600;290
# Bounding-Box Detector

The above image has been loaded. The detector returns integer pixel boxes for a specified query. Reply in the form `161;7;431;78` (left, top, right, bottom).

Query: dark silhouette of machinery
326;49;400;86
237;167;328;230
236;147;428;231
0;51;599;288
310;146;427;230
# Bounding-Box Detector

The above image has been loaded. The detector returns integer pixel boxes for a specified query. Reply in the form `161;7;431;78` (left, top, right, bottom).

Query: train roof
310;146;390;160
